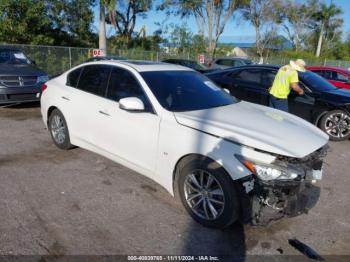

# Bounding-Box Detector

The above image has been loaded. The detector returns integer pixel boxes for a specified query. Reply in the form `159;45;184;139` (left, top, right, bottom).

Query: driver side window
107;67;151;110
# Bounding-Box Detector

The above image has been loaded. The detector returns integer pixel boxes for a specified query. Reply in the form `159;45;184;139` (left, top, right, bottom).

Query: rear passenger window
232;69;261;83
66;67;82;87
77;65;111;97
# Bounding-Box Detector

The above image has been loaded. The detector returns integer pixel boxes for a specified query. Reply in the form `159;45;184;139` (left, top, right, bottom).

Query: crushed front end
236;146;328;225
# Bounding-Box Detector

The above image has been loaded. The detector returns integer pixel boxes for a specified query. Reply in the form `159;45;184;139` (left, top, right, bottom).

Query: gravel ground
0;103;349;261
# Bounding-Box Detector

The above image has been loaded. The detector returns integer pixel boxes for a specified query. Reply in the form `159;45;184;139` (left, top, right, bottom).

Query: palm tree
314;2;343;57
99;0;117;53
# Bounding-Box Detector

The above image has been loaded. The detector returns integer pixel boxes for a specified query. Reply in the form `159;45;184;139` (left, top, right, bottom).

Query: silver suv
208;57;253;70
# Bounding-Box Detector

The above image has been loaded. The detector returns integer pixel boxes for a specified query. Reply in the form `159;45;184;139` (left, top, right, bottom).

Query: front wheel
48;109;73;150
177;157;240;228
320;110;350;141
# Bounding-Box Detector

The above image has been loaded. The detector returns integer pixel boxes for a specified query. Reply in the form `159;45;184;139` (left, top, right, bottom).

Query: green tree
276;0;318;51
159;0;246;58
168;23;193;53
0;0;95;46
106;0;152;43
241;0;277;62
311;1;343;57
0;0;53;44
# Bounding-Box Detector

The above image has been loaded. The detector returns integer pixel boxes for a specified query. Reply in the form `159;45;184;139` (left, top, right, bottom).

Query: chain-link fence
1;43;349;76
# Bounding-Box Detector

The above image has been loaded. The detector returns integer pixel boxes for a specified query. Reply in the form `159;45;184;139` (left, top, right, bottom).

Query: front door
94;67;160;173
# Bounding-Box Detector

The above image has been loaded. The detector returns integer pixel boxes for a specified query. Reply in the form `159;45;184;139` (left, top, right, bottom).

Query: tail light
41;83;47;92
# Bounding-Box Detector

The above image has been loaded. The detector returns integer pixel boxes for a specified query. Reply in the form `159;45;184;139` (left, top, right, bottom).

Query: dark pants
269;95;289;112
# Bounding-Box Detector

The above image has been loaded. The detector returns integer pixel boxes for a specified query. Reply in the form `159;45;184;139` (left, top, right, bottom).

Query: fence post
69;47;72;68
323;58;326;66
156;52;159;62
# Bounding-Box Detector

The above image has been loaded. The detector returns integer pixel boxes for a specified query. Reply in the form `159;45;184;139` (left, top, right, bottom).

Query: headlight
37;75;49;83
236;155;301;181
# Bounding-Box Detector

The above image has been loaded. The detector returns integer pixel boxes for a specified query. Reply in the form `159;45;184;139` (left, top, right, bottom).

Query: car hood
321;88;350;105
0;63;46;76
174;101;328;158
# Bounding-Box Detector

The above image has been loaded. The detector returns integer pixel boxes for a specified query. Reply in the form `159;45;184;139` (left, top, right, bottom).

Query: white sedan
41;60;328;228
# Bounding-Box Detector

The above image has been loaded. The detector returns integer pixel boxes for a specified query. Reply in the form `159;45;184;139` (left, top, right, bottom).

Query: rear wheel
177;157;239;228
320;110;350;141
48;109;73;150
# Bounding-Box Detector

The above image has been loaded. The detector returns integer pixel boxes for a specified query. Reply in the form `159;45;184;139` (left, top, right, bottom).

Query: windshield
141;71;236;112
300;70;338;91
0;50;31;64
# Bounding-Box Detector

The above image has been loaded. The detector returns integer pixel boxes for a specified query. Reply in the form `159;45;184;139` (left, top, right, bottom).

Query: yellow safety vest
269;65;299;99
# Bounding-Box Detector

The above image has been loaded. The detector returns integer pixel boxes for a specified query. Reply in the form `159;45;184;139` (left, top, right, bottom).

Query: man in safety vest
269;59;306;112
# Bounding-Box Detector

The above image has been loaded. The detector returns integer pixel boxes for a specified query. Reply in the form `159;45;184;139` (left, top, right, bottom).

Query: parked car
162;58;217;74
86;55;126;62
41;60;328;228
206;65;350;141
307;66;350;90
208;57;253;70
0;48;49;104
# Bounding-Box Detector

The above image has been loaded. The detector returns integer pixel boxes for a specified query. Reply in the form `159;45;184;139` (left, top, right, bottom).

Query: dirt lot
0;103;349;261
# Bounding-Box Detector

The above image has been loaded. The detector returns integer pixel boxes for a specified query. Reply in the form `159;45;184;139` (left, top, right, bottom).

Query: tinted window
67;67;82;87
234;69;261;83
217;59;233;66
77;65;111;96
335;72;349;82
141;71;236;112
311;70;324;77
261;70;277;86
107;67;150;108
300;71;337;91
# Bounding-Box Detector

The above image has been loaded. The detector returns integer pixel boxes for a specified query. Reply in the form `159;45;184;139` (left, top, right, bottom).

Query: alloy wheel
184;169;225;221
50;114;66;144
324;112;350;139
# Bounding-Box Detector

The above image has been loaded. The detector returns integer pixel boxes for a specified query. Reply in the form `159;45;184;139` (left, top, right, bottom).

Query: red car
307;66;350;90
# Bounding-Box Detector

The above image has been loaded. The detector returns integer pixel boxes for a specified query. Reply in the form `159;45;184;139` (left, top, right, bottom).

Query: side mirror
119;97;145;112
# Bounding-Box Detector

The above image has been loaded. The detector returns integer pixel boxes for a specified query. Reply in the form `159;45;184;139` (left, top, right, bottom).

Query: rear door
69;64;111;144
227;68;266;105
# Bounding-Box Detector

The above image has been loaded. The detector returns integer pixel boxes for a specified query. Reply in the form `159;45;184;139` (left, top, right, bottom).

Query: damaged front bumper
237;146;327;225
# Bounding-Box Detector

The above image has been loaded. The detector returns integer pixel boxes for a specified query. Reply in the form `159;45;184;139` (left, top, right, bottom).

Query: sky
93;0;350;43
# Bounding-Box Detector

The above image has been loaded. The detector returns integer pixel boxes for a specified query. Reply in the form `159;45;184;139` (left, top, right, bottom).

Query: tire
319;110;350;141
177;157;240;228
48;109;73;150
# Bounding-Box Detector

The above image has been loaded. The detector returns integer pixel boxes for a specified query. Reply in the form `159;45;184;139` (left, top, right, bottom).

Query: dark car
0;48;48;104
86;56;126;62
206;65;350;141
162;58;217;74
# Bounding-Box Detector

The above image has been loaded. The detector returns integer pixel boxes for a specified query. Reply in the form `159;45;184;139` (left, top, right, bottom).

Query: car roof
215;57;251;61
87;56;126;61
0;48;21;52
81;60;193;72
307;66;350;75
204;64;281;76
163;58;195;62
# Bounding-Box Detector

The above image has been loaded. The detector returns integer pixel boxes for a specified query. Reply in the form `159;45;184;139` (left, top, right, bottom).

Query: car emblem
18;76;24;87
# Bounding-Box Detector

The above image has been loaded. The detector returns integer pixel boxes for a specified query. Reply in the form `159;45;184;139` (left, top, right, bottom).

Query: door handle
61;96;70;101
98;110;110;116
